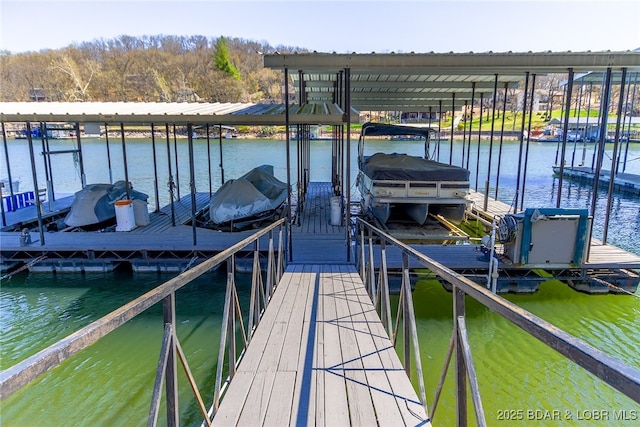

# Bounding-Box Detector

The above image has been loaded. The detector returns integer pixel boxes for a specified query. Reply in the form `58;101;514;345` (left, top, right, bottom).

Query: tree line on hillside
2;37;636;124
0;35;307;103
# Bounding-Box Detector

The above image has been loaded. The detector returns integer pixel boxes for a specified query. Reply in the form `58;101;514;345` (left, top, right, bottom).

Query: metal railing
355;217;640;426
0;218;285;427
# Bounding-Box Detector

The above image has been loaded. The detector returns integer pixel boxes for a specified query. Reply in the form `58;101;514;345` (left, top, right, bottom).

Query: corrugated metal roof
265;51;640;112
2;51;638;124
0;101;360;125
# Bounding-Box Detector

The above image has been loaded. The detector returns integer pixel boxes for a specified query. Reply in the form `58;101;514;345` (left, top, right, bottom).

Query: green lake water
1;137;639;425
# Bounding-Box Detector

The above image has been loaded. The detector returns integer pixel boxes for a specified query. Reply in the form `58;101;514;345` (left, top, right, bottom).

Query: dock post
514;72;530;212
119;123;131;200
520;73;536;212
165;124;176;226
465;86;475;170
556;68;575;208
450;92;456;165
187;123;197;246
104;123;113;184
162;293;179;427
218;124;225;185
150;124;160;212
454;286;467;426
345;66;352;262
284;67;293;262
474;93;484;192
603;68;627;244
25;122;45;245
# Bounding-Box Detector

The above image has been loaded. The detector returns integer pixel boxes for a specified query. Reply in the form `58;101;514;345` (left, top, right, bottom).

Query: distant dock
553;166;640;195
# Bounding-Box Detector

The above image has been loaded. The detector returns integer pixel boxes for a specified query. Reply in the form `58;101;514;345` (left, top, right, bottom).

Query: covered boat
64;181;148;229
208;165;288;230
357;122;470;225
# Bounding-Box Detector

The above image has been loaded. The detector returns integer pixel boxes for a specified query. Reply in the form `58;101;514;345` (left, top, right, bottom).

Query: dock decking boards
291;182;349;264
2;184;638;273
211;264;430;427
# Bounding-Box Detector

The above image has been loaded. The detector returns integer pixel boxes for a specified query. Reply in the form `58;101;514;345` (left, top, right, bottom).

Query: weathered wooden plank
278;265;314;372
313;266;326;427
330;264;378;426
210;371;255;427
235;370;277;426
263;371;296;426
237;265;300;373
338;264;407;425
342;266;430;425
319;265;351;426
288;265;319;426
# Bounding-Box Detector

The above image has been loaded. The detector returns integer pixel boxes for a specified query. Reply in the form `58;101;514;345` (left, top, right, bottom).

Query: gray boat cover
64;181;148;227
209;165;288;224
361;153;470;181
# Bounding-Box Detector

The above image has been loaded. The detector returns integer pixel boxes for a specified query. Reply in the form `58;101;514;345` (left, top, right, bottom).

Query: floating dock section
553;166;640;195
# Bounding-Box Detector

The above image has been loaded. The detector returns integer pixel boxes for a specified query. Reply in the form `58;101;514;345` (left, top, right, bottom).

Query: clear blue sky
1;0;639;54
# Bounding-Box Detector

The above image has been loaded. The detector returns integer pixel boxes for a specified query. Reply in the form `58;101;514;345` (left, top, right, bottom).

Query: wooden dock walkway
291;182;349;264
211;263;430;427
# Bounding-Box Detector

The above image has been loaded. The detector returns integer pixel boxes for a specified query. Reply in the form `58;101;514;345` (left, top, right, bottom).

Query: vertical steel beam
556;69;574;208
345;67;352;262
581;83;593;167
475;93;484;192
150;124;160;212
555;84;568;165
1;122;15;195
119;123;131;200
163;293;179;427
26;122;45;245
218;124;225;184
172;125;181;200
466;83;476;170
437;101;443;162
603;68;627;244
514;72;530;213
187;123;197;246
39;123;52;193
165;123;176;226
571;80;584;167
495;82;508;200
461;100;468;168
73;122;86;189
588;68;613;254
484;74;499;211
403;253;411;374
104;123;113;184
454;286;467;426
591;74;608;170
622;72;637;172
520;74;537;212
284;68;293;262
0;122;9;226
450;92;455;165
206;124;212;196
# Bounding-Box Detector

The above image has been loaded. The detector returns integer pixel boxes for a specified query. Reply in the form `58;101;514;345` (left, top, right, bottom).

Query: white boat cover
209;165;288;225
64;181;148;227
361;153;470;181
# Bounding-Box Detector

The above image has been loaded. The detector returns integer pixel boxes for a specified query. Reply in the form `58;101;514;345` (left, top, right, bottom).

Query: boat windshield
358;122;437;164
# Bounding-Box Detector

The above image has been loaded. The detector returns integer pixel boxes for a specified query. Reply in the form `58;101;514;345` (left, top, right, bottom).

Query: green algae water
2;137;639;425
1;269;252;426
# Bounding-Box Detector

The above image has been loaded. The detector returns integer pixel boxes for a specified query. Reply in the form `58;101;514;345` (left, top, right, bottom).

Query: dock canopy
0;101;360;126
